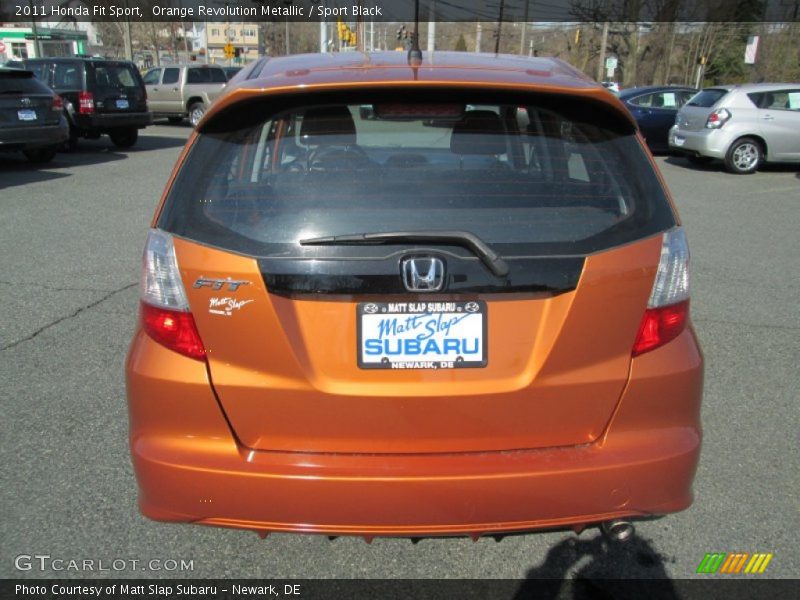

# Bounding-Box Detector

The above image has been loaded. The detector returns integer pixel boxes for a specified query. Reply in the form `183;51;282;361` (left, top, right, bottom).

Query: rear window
187;68;227;84
0;70;52;94
159;93;675;257
24;62;49;81
686;89;727;108
92;63;140;89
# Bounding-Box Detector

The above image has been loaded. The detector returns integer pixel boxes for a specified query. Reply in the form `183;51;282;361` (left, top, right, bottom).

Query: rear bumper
126;327;703;537
74;111;152;131
0;120;68;150
668;126;730;158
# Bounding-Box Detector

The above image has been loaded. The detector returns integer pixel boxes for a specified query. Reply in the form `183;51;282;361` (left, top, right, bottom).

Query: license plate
116;99;129;109
673;136;685;147
17;109;36;121
357;301;487;370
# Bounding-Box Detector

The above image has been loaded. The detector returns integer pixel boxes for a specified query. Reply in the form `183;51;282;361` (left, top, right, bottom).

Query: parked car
601;81;620;94
0;67;68;163
1;60;25;70
223;66;242;80
619;85;697;153
127;52;703;542
23;57;150;149
670;83;800;173
142;64;227;127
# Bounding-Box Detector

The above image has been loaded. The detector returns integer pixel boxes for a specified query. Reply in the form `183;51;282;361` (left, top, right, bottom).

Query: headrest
450;110;507;155
300;106;357;144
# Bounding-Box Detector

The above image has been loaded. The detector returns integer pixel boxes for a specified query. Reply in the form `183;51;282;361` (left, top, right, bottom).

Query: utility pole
427;0;435;52
320;21;328;53
369;20;374;51
596;21;609;81
203;21;209;63
27;0;42;58
519;0;529;55
494;0;505;54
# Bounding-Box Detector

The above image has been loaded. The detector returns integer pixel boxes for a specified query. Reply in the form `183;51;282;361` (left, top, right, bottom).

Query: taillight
705;108;730;129
51;95;63;111
633;228;690;356
78;91;94;114
139;229;205;360
141;303;205;360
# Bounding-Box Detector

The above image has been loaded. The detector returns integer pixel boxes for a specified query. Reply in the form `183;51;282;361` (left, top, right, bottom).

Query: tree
454;33;468;52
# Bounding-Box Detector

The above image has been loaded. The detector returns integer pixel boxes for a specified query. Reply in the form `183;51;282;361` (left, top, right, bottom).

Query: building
0;24;90;60
206;22;261;65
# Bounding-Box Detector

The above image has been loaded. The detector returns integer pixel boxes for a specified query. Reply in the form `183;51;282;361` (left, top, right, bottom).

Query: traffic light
234;47;240;58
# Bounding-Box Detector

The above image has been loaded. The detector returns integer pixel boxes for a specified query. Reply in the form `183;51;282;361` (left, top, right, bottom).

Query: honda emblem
401;257;445;292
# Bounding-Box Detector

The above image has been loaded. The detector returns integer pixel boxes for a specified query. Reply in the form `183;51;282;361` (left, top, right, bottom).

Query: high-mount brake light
139;230;205;360
633;228;691;356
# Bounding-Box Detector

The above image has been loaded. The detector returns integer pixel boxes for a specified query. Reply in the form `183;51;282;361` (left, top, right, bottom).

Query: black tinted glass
93;64;139;88
163;68;179;84
0;71;51;94
686;89;727;107
160;94;675;257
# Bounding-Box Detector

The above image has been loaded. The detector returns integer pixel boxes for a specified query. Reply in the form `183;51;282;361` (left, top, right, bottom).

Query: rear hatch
675;87;730;130
157;90;676;454
89;62;147;113
0;69;59;129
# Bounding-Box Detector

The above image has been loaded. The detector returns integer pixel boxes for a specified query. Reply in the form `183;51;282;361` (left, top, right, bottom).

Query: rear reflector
140;303;205;360
632;300;689;356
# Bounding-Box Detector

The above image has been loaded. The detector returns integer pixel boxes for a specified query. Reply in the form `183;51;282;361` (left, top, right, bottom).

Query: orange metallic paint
172;235;662;454
128;53;703;537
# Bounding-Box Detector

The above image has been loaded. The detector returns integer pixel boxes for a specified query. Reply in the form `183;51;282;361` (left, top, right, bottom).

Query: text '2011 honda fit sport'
126;53;703;540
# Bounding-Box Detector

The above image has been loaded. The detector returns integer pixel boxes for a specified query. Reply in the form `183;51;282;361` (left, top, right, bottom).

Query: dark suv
24;57;151;149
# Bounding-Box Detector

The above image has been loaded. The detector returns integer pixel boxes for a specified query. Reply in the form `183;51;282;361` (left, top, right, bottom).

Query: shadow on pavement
0;159;72;190
663;155;715;171
0;131;187;190
664;155;800;175
514;533;679;599
0;145;124;190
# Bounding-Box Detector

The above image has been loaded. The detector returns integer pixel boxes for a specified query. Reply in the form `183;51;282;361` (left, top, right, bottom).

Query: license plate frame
357;301;487;370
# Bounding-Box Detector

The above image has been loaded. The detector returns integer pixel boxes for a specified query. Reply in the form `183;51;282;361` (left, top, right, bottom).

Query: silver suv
669;83;800;174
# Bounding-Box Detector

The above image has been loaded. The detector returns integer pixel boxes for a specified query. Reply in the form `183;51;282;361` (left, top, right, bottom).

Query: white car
669;83;800;174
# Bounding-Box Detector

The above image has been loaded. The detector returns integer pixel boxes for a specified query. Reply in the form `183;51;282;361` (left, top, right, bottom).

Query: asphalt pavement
0;126;798;581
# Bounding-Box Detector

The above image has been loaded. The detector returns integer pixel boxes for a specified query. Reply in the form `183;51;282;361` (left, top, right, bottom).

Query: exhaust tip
600;520;635;543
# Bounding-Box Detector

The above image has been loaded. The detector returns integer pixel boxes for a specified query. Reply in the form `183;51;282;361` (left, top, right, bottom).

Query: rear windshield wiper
300;230;510;278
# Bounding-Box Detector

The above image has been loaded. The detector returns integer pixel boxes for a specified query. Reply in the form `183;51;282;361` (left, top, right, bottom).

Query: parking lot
0;124;797;580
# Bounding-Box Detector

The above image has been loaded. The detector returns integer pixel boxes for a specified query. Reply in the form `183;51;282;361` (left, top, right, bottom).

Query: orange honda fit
126;52;703;541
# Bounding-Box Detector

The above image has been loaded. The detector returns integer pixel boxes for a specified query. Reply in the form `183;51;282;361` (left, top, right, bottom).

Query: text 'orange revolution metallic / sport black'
126;52;703;540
